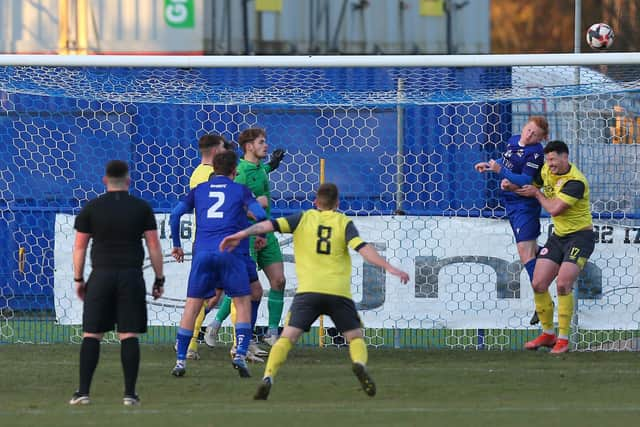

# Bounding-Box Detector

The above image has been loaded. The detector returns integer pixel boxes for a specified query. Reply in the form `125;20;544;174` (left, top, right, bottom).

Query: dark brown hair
198;134;228;150
238;128;266;152
316;183;339;208
213;150;239;176
544;140;569;155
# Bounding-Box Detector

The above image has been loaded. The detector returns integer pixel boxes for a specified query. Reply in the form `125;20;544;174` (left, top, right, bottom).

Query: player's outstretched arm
357;244;410;284
219;220;275;252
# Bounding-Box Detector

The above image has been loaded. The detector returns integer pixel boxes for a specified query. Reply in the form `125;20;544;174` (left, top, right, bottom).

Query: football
586;23;614;50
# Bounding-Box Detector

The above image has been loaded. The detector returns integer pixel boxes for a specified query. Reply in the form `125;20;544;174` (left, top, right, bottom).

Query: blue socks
175;327;193;361
235;322;252;358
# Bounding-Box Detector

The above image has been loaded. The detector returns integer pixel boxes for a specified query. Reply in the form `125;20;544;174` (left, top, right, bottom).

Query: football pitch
0;344;638;427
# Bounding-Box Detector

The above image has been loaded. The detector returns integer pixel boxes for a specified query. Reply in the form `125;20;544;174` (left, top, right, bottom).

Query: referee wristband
74;277;84;282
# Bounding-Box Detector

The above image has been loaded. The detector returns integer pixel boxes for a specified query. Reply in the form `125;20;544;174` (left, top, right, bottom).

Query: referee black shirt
74;191;157;269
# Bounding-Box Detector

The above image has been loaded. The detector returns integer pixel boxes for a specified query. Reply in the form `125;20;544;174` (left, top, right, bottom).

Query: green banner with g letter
164;0;194;28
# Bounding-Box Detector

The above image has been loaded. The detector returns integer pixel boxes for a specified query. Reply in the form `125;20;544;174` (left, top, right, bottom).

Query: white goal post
0;52;639;67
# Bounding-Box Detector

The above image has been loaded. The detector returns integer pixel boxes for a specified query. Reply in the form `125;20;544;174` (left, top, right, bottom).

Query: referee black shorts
286;292;362;333
82;268;148;334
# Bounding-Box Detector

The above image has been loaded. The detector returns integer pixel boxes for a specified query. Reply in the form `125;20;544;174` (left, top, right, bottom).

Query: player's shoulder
524;142;545;161
80;195;101;211
237;158;255;170
124;193;154;212
190;164;214;186
506;135;521;146
128;192;152;205
315;209;350;224
192;163;214;174
567;163;589;181
527;142;545;153
230;179;251;192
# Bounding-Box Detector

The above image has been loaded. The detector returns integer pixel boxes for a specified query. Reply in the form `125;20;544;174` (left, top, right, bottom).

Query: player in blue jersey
169;150;267;378
475;116;549;325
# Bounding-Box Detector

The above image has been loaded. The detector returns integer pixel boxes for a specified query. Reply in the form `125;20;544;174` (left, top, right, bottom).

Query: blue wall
0;66;512;311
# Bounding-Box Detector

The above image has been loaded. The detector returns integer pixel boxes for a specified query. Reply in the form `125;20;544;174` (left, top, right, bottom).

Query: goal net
1;54;639;351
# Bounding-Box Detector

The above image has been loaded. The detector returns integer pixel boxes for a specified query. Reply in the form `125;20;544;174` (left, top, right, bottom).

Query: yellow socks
349;337;368;366
534;291;555;333
557;292;574;339
264;337;293;379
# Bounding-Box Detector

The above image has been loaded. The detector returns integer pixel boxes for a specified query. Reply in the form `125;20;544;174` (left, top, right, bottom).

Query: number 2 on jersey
207;191;225;218
316;225;332;254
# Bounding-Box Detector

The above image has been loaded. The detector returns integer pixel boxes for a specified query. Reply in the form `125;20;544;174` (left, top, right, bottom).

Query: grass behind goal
1;344;638;427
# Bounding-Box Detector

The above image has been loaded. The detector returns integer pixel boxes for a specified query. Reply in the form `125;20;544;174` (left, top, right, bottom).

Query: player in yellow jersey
183;134;267;361
220;183;410;400
516;140;595;354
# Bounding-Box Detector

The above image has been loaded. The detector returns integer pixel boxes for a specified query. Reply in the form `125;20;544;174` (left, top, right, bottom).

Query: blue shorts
187;251;251;299
506;205;541;243
241;252;259;283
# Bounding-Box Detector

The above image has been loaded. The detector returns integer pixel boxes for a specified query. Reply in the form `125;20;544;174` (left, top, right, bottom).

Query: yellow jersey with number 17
540;162;592;237
275;209;366;299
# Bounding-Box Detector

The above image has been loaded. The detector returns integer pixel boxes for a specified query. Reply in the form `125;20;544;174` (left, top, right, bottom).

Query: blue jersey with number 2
170;175;265;254
169;175;266;299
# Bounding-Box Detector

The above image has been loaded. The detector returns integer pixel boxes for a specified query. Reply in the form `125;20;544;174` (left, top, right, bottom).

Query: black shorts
286;292;362;333
83;268;148;334
538;229;596;269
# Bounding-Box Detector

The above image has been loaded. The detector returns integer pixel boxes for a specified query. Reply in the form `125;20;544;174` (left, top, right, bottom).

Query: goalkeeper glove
267;148;286;171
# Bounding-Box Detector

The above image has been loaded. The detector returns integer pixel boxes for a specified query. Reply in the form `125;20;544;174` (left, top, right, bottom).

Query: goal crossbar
0;53;639;68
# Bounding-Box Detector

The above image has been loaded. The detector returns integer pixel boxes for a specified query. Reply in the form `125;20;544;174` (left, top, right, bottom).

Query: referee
69;160;165;406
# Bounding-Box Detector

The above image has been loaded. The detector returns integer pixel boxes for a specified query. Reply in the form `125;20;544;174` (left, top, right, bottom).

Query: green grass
0;344;639;427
